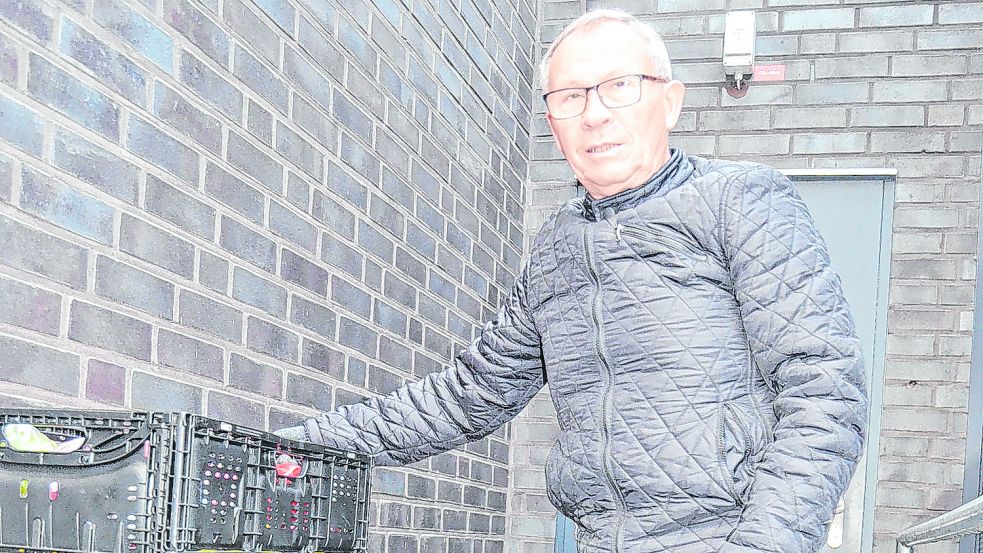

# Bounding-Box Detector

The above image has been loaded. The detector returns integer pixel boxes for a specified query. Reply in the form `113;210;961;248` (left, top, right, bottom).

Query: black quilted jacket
297;150;868;553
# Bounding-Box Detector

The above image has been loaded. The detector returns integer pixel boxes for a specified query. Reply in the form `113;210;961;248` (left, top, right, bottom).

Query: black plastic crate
0;409;173;553
0;410;372;553
166;414;371;553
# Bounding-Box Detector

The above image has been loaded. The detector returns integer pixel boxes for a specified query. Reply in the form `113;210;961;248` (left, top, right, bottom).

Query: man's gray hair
538;9;673;92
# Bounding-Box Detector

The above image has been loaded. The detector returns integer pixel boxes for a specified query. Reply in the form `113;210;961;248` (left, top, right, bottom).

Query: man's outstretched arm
719;168;868;553
276;267;544;467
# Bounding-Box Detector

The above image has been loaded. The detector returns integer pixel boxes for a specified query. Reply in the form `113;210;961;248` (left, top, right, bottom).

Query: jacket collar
581;148;692;222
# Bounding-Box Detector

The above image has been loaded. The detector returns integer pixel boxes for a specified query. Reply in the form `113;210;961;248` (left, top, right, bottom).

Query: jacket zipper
584;227;627;552
617;225;708;261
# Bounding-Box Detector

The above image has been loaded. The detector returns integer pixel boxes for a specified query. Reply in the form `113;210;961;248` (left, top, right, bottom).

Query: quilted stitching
299;150;867;553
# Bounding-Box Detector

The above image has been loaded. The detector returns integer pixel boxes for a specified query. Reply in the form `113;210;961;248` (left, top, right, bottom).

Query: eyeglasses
543;74;669;120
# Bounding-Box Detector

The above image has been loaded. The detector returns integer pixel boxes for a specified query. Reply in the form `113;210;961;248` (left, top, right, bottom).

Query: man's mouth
587;143;621;154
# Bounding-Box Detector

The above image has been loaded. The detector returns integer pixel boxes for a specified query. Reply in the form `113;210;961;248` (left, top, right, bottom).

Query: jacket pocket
716;401;758;505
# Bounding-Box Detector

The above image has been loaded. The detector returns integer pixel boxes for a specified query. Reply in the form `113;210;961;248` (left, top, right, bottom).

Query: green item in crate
1;423;85;453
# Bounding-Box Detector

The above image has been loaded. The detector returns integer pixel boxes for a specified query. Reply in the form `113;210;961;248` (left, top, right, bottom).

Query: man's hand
272;424;309;442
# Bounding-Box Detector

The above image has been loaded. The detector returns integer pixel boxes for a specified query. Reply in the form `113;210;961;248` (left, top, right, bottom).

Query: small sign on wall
753;64;786;82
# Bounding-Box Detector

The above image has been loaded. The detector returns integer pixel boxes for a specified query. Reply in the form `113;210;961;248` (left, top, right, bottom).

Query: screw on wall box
0;409;372;553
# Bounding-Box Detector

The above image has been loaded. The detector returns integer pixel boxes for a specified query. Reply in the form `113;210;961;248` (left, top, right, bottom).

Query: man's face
546;21;685;199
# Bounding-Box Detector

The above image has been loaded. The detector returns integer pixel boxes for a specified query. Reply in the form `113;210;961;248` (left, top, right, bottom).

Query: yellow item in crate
2;423;85;453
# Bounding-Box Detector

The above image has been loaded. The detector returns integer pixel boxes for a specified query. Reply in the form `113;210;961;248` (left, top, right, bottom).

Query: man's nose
581;89;612;127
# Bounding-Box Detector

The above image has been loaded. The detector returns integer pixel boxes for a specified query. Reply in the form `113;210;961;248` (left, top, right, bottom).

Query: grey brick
871;131;945;153
199;250;229;294
247;316;299;362
0;153;11;203
163;0;229;66
388;536;418;553
86;359;125;406
158;329;224;381
95;255;174;319
284;44;335;111
752;35;796;57
289;294;336;340
340;133;381;185
60;17;147;106
52;126;139;204
379;61;413;113
782;8;855;31
180;51;242;119
94;0;174;71
233;46;288;114
939;3;983;25
859;5;934;27
132;371;201;412
442;510;466;531
233;266;287;316
20;168;114;245
347;356;367;387
29;54;119;140
120;213;195;279
286;371;332;411
792;133;867;154
338;317;377;356
381;167;416;212
369;193;405;239
224;0;280;65
918;29;983;51
69;300;152;360
320;232;363;278
0;94;43;157
247;99;272;144
326;160;368;209
333;89;373;144
128;116;199;184
839;30;912;54
228;132;283;192
0;277;60;336
252;0;294;34
928;105;965;127
774;107;847;129
0;334;78;395
207;390;264;428
698;110;770;131
229;353;282;397
358;221;395;263
892;55;968;77
0;34;15;87
1;0;53;43
179;289;243;343
468;513;490;533
952;131;983;152
270;200;317;252
286;172;311;211
374;468;406;496
0;214;88;290
953;79;983;101
718;134;789;156
407;474;436;500
145;174;215;240
872;80;947;103
372;299;408;339
799;33;835;54
850;106;924;128
292;94;338;148
795;82;870;105
406;221;436;260
332;276;372;318
204;163;265;224
153;81;222;154
302;338;345;379
276;121;323;180
220;216;277;272
815;56;889;78
381;502;412;528
281;247;328;295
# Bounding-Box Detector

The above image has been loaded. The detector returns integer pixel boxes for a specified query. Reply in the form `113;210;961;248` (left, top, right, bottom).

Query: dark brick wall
0;0;537;551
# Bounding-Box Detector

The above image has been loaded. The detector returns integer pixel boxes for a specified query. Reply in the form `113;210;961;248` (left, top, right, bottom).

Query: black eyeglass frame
542;74;669;120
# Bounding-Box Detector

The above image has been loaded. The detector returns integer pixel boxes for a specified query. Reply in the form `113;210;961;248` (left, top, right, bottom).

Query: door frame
960;150;983;553
783;168;896;553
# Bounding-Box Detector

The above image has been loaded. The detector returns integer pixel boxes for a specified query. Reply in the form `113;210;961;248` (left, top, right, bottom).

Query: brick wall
0;0;538;552
526;2;982;553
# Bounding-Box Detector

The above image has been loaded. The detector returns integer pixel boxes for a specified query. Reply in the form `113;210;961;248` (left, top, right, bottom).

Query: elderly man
277;9;867;553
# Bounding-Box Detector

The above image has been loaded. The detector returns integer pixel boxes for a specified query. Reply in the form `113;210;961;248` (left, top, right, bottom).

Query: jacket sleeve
297;265;545;466
719;168;868;553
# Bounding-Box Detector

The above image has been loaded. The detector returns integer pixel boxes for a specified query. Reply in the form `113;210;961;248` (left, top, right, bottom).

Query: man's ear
662;80;686;131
